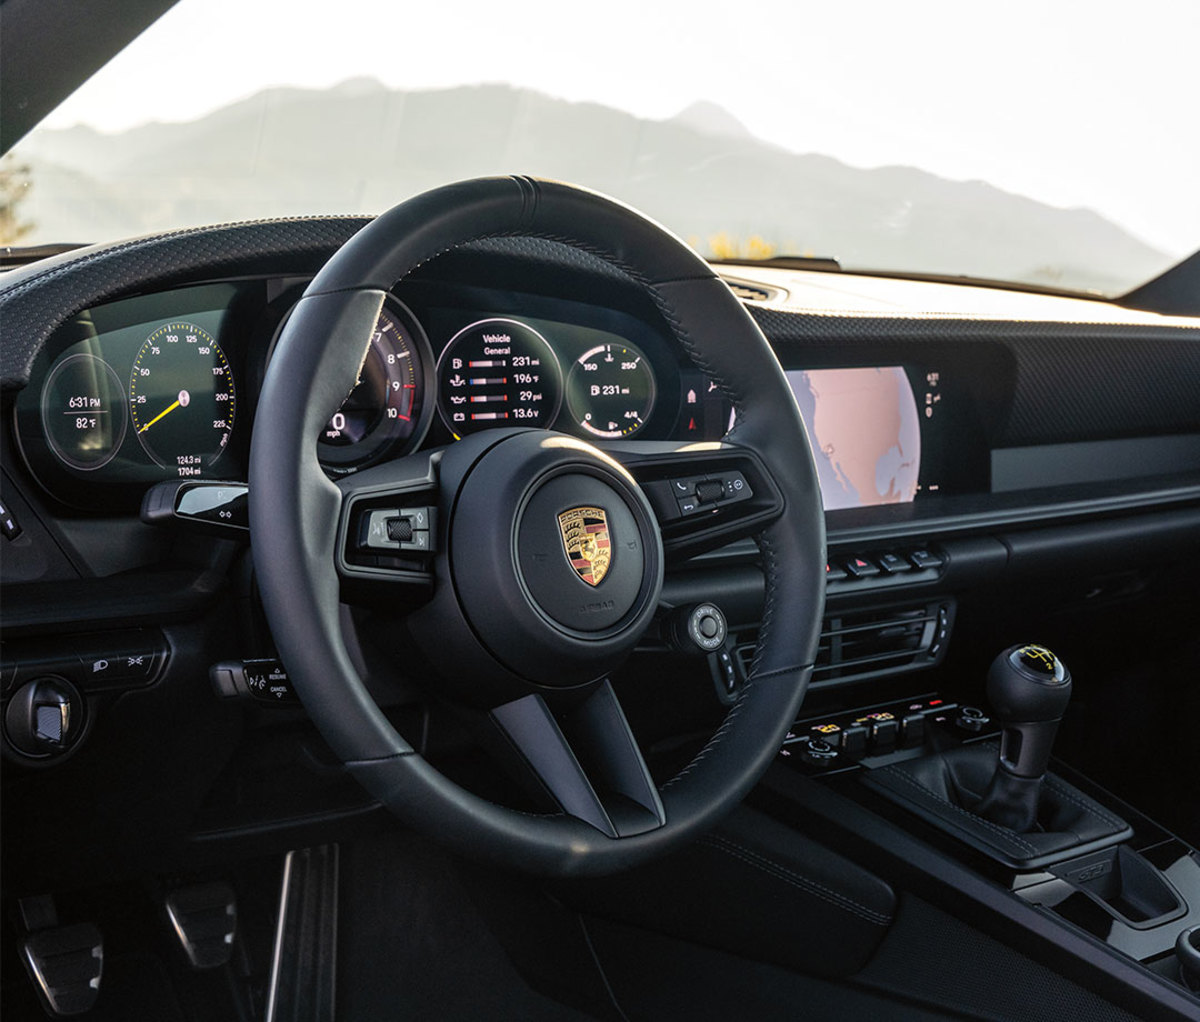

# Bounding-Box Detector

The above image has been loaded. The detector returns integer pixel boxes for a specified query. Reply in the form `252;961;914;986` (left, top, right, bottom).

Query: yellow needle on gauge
139;389;190;433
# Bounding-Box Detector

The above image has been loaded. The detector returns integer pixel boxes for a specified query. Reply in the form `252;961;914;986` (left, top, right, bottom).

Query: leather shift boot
861;741;1132;869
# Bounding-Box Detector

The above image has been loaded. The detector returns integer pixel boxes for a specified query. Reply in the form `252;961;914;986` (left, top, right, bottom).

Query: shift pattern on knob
1016;644;1060;676
989;643;1072;724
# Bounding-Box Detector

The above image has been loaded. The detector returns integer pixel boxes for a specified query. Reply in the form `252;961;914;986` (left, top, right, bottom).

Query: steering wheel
250;177;825;876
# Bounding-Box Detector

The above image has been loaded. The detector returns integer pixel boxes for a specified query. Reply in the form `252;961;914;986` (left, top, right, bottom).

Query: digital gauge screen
437;318;563;436
39;353;129;470
565;342;656;438
19;284;242;505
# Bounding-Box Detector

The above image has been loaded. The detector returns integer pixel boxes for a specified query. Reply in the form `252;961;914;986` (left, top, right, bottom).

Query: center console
772;644;1200;1003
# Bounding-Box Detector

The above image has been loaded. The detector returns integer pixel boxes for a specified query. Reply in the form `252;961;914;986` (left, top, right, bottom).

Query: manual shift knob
987;644;1072;779
975;644;1072;831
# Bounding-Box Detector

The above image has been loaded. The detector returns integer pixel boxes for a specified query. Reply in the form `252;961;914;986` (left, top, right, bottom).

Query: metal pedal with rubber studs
165;881;237;969
21;922;103;1016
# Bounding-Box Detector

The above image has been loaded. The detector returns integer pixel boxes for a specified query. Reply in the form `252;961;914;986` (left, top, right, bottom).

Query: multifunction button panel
357;506;437;554
642;471;753;521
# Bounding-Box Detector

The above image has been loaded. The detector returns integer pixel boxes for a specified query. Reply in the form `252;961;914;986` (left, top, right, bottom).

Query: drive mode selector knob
669;603;728;653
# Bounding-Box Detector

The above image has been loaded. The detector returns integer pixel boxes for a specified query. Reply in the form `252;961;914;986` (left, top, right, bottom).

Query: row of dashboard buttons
781;695;954;768
1;630;167;695
827;548;944;582
782;696;997;770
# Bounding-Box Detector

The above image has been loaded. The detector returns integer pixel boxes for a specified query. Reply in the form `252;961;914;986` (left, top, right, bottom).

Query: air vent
736;600;953;688
721;277;782;303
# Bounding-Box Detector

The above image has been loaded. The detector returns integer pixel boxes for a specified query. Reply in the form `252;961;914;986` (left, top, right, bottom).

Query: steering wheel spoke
490;680;665;838
334;450;442;595
604;440;786;559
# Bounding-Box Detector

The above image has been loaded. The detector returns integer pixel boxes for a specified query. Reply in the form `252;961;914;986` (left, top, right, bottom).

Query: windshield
5;0;1196;295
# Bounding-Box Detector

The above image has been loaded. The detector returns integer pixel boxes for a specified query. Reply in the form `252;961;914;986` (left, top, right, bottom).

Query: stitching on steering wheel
659;664;804;793
371;189;750;429
750;532;780;679
659;682;756;791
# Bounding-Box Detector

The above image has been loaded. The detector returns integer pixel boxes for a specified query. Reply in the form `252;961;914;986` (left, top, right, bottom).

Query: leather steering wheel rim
249;176;825;876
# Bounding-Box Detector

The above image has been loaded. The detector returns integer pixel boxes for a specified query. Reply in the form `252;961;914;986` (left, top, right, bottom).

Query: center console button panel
779;694;972;769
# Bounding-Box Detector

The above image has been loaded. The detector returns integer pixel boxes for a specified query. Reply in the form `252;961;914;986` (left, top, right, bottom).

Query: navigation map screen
786;367;922;511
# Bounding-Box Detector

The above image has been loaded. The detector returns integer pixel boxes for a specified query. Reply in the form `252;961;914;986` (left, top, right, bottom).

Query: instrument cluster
14;278;731;509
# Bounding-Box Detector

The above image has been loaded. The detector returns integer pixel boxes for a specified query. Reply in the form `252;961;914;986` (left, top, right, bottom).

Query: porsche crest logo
557;506;612;587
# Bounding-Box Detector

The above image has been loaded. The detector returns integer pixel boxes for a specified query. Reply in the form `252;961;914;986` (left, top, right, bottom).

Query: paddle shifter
974;643;1072;832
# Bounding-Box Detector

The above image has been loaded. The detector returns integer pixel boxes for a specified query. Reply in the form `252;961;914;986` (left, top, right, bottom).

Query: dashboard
3;218;1200;905
7;243;1200;536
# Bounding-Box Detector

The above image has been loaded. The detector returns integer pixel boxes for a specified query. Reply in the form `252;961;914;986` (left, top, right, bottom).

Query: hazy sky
38;0;1199;256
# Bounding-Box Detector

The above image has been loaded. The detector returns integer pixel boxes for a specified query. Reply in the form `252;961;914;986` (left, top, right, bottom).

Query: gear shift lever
974;643;1072;831
865;640;1129;866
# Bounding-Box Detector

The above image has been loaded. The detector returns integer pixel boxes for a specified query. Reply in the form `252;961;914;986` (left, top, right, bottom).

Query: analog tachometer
318;305;429;470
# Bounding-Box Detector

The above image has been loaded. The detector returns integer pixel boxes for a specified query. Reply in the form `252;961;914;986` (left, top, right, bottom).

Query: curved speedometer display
436;318;562;437
129;322;235;473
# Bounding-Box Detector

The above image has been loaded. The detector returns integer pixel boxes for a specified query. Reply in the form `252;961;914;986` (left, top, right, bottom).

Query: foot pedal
165;881;237;969
21;923;103;1016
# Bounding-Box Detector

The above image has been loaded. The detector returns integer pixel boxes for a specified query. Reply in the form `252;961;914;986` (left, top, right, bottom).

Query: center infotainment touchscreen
786;366;922;511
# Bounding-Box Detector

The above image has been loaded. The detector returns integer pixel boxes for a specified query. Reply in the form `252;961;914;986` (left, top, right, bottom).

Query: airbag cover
517;474;644;632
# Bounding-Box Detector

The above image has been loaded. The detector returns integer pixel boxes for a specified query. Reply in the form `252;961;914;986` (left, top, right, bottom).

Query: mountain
14;81;1168;293
670;101;754;141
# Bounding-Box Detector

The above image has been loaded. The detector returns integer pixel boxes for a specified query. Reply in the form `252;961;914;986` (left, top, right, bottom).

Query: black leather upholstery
862;742;1131;870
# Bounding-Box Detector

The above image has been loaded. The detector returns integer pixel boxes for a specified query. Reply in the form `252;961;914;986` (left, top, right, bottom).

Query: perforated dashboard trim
750;307;1200;447
0;217;372;390
0;220;635;392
